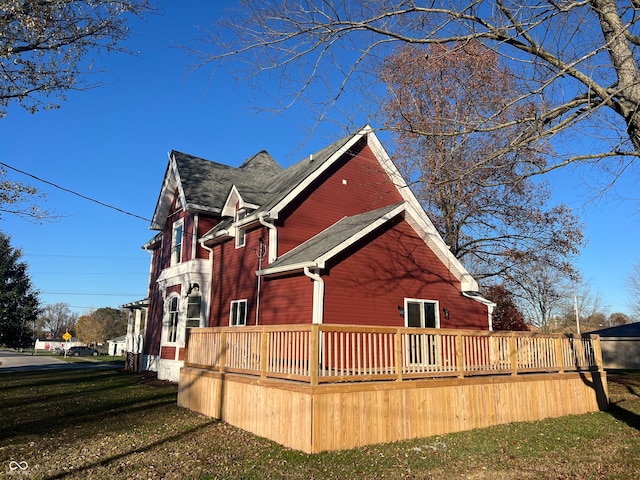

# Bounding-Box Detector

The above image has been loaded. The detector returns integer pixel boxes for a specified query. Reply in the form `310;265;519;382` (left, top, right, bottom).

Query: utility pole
574;295;581;335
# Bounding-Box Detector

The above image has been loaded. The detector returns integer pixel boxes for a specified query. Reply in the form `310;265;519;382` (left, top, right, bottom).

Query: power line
40;292;146;296
0;161;152;222
24;253;147;259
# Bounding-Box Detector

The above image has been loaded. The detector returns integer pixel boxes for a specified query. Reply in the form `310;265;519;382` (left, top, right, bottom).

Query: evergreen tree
0;231;40;348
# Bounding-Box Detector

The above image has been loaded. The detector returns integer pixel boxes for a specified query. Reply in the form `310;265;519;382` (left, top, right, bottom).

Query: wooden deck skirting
177;325;609;453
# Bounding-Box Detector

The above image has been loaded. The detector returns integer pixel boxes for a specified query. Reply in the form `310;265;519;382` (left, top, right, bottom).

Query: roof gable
258;201;478;291
150;149;282;230
260;203;406;275
254;130;362;218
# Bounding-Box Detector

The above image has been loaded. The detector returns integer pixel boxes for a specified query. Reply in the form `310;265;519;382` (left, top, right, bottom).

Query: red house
133;126;493;381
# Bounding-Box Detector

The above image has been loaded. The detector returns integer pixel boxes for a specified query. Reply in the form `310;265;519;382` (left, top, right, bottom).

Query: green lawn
0;368;638;479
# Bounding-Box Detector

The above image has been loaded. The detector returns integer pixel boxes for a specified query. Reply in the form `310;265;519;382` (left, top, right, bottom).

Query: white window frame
185;293;202;329
404;298;440;367
166;295;180;343
235;209;246;248
171;219;184;265
404;298;440;329
229;299;248;326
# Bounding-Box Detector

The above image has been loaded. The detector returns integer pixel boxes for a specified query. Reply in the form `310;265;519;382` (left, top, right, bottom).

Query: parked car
64;346;99;357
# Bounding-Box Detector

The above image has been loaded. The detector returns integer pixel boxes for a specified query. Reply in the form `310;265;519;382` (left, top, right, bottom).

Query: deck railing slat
183;325;602;384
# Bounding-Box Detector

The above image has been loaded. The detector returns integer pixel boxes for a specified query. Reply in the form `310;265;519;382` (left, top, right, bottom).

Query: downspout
258;212;278;263
304;267;324;325
200;241;214;328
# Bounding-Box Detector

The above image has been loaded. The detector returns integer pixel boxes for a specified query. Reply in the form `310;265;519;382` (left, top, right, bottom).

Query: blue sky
1;1;639;319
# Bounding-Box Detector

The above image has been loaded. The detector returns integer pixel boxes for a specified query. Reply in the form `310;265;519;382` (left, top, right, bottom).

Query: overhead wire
0;161;152;222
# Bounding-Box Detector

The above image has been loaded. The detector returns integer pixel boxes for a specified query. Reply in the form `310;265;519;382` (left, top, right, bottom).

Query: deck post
455;333;465;378
394;331;403;382
219;330;227;374
310;325;319;386
509;333;518;376
555;336;565;373
593;335;604;372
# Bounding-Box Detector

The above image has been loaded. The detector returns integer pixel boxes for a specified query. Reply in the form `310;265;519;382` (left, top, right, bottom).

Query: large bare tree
0;0;152;118
201;0;640;185
627;259;640;319
379;42;583;280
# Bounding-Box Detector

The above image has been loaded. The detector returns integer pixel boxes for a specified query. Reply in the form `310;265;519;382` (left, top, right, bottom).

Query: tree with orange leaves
379;41;583;283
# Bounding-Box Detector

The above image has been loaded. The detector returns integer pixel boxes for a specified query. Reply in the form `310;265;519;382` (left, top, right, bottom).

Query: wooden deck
177;325;609;453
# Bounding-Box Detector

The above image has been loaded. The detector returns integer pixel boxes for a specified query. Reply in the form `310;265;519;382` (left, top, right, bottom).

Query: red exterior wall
208;227;267;327
160;346;176;360
277;143;404;257
144;248;164;356
322;217;489;330
143;191;220;356
257;274;314;325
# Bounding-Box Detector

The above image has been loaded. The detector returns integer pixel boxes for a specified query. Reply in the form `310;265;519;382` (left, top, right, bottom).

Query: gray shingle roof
591;322;640;337
173;149;283;211
262;203;404;273
254;131;360;215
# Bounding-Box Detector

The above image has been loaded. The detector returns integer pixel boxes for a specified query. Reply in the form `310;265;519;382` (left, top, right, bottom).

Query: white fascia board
221;185;260;224
257;261;318;277
269;127;369;218
366;131;479;292
314;203;407;268
200;228;231;245
462;291;496;307
221;185;242;218
170;154;188;213
150;153;179;230
367;130;432;221
403;202;479;292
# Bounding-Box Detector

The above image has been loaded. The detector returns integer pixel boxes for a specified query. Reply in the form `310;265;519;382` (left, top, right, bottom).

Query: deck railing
184;324;603;385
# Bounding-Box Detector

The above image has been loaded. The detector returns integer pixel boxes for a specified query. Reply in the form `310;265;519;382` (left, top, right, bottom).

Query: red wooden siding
208;227;268;327
161;346;176;360
277;144;404;257
196;216;218;260
144;289;163;356
257;274;314;325
322;216;489;330
166;284;182;297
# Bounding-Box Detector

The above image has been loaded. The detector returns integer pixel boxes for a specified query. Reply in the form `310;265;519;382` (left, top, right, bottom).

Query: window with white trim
404;298;439;365
172;220;184;265
185;293;202;329
405;299;439;328
235;209;246;248
167;296;179;342
230;299;247;326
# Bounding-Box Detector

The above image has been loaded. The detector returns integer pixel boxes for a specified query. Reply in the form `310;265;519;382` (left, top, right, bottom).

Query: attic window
235;209;246;248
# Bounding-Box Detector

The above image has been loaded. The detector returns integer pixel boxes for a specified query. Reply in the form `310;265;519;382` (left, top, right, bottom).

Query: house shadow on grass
41;420;219;480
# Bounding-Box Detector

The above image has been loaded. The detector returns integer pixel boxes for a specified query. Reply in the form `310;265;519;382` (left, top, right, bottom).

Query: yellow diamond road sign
62;332;72;342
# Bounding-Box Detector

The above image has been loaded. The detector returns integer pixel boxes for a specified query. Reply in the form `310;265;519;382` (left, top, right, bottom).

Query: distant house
107;335;127;356
129;126;494;381
34;339;80;352
121;298;149;371
590;323;640;369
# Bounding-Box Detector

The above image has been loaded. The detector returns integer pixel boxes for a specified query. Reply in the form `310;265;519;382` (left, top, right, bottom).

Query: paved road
0;350;121;372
